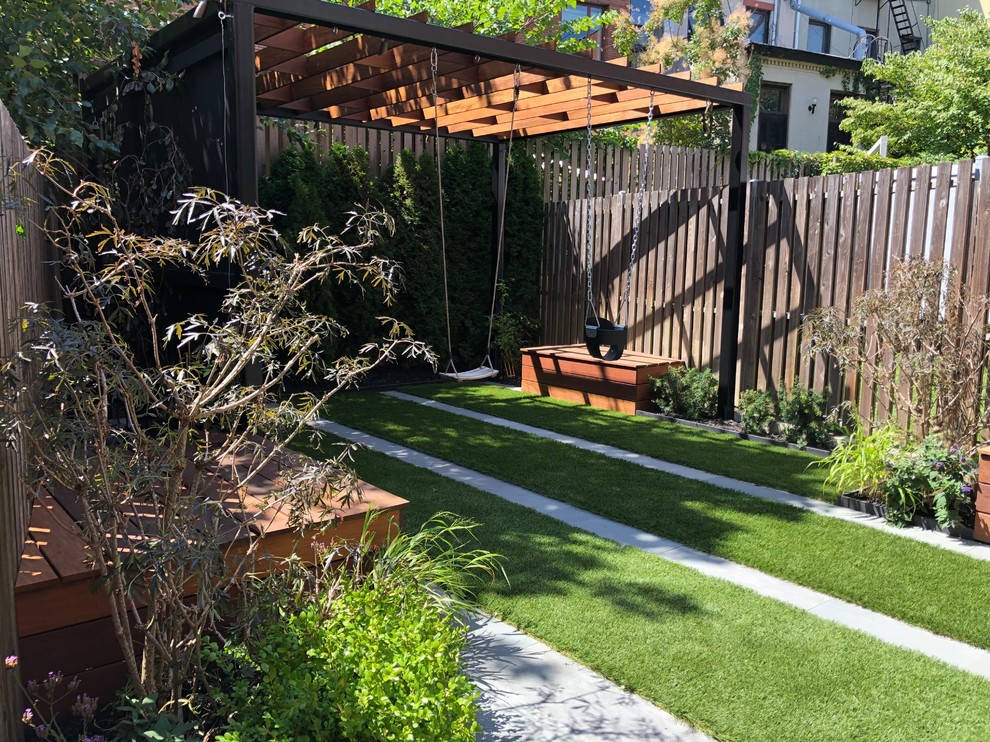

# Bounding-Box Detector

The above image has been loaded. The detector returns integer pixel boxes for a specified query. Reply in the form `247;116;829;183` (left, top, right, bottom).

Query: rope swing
583;80;655;362
432;48;522;382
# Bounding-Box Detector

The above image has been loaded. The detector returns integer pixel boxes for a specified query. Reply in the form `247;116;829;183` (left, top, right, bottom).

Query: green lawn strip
402;382;833;501
301;436;990;742
324;392;990;650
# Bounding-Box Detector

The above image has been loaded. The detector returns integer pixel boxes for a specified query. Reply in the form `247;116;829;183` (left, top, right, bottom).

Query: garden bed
835;492;976;539
635;410;832;457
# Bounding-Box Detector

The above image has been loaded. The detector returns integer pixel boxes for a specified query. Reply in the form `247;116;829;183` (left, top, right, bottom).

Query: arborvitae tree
502;147;544;328
442;142;494;366
259;143;379;356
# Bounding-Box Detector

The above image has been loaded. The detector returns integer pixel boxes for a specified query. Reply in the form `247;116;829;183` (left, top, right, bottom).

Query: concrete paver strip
384;391;990;561
312;419;990;682
465;613;712;742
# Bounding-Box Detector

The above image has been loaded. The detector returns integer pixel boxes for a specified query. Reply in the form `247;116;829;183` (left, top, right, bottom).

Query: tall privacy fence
542;157;990;422
0;101;58;739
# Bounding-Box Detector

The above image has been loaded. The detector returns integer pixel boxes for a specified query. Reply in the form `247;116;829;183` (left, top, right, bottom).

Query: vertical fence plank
771;178;795;390
740;181;767;393
847;170;874;422
758;182;781;392
907;163;932;259
783;177;808;390
829;173;859;406
799;175;825;391
928;161;953;263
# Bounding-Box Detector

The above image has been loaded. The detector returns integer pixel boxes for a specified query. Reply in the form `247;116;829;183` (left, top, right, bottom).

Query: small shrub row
651;367;718;420
737;384;839;448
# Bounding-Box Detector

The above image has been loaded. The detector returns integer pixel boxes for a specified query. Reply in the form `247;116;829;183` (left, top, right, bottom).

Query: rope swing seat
432;50;522;382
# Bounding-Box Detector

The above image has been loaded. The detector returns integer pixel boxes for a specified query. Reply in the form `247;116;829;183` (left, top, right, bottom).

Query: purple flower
34;724;49;740
934;461;943;469
21;708;32;725
72;693;98;722
962;486;974;494
3;655;17;670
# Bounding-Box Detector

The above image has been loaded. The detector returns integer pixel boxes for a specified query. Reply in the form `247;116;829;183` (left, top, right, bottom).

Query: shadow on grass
409;383;831;502
323;392;812;560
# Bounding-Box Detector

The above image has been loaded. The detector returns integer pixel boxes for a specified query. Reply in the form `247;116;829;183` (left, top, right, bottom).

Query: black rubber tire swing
584;318;627;361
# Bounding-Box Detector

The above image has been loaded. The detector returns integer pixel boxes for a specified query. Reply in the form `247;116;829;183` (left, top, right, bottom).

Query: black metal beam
257;107;497;143
235;0;750;108
717;102;751;419
232;3;259;202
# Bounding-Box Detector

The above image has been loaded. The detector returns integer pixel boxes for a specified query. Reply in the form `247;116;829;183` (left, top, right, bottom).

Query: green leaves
215;515;498;741
841;10;990;159
1;0;185;150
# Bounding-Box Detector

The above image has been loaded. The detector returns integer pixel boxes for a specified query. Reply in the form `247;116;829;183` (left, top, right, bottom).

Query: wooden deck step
520;344;684;414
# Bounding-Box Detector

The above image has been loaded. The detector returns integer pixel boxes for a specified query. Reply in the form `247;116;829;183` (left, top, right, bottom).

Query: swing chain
619;89;655;326
584;77;598;324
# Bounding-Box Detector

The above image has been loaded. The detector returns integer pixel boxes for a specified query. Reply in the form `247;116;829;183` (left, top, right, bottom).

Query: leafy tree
0;153;433;710
0;0;184;152
371;0;613;52
840;10;990;160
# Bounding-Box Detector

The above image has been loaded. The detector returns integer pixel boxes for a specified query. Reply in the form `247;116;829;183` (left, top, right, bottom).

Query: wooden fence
0;101;58;739
255;118;746;197
257;118;485;179
542;157;990;423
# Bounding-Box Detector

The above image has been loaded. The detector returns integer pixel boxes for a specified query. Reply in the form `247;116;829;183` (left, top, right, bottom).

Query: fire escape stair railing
888;0;921;52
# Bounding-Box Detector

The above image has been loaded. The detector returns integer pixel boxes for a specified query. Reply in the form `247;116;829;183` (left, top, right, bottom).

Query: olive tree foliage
0;153;434;709
840;10;990;160
612;0;751;84
0;0;185;152
803;260;990;447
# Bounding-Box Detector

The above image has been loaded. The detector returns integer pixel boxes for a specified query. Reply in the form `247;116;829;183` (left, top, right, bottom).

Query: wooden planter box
973;447;990;543
15;446;407;709
520;344;683;415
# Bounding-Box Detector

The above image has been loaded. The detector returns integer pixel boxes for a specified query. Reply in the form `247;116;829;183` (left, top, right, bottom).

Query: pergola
92;0;752;414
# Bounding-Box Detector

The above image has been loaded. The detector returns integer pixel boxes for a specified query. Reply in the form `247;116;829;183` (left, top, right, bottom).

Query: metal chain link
619;89;655;326
584;77;599;325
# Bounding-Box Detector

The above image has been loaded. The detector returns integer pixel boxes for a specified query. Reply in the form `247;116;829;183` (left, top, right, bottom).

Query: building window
807;20;831;54
827;93;854;151
757;84;789;152
749;9;771;44
563;2;605;59
630;0;651;26
861;28;884;60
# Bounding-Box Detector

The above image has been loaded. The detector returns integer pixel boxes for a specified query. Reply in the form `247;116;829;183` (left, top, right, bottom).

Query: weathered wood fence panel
541;185;728;373
257;118;486;179
543;157;990;425
0;101;58;740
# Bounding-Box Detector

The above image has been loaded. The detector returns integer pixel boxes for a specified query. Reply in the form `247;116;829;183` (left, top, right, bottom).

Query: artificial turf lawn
303;437;990;742
323;391;990;650
405;382;833;500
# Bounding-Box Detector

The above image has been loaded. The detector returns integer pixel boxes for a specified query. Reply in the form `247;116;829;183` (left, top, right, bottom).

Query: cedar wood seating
521;343;684;414
15;436;407;706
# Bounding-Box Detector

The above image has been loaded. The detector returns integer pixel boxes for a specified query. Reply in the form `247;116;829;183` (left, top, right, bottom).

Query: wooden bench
521;344;684;414
15;442;407;706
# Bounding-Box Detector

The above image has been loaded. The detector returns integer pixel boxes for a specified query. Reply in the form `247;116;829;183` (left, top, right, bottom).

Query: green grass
403;382;833;500
323;392;990;650
302;436;990;742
